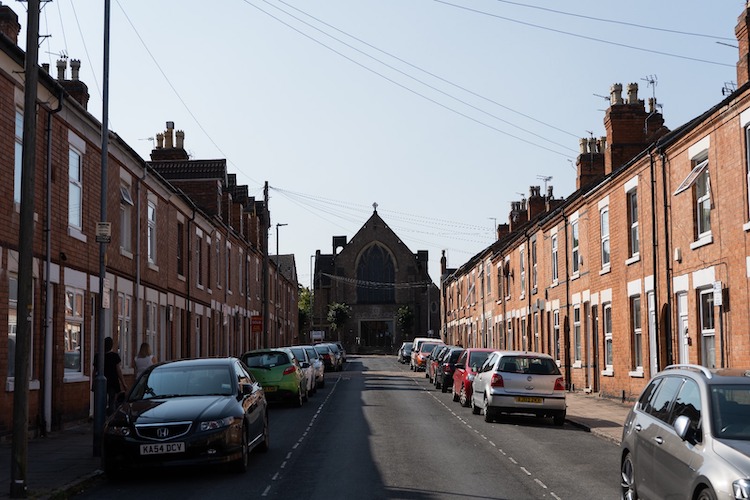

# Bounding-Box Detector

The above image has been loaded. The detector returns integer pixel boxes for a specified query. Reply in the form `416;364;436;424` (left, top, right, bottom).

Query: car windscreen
243;351;291;369
498;355;561;375
468;352;490;370
289;348;306;362
421;343;440;354
131;365;233;399
711;385;750;440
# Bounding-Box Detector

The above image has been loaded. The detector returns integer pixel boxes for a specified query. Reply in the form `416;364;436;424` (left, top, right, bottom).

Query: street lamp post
275;223;287;345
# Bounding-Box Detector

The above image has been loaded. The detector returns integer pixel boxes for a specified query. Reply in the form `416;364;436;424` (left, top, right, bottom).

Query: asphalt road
73;355;621;499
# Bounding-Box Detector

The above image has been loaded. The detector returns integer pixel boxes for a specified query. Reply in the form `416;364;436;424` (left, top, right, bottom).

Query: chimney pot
164;125;174;149
42;63;49;73
175;130;184;149
610;83;623;105
56;59;66;81
579;138;587;154
155;132;164;149
599;136;607;152
70;59;80;80
588;137;597;153
627;82;638;104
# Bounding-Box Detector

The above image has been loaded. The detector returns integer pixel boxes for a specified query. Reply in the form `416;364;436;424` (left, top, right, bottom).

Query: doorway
359;320;395;350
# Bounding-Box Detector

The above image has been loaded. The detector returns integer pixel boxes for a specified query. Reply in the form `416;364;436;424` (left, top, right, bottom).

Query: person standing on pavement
134;342;156;379
100;336;127;415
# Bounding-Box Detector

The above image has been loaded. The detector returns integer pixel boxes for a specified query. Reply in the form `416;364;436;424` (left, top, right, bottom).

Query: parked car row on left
102;343;345;478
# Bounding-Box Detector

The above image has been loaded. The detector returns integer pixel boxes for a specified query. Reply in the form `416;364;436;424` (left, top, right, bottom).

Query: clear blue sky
11;0;744;284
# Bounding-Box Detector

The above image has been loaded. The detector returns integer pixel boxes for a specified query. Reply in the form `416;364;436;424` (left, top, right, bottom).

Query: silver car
620;364;750;500
470;350;566;425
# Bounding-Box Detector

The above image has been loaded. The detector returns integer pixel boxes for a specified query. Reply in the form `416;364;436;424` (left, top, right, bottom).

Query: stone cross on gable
373;202;378;212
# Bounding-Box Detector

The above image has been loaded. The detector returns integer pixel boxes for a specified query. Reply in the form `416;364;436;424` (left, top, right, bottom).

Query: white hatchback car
471;350;566;426
289;346;317;397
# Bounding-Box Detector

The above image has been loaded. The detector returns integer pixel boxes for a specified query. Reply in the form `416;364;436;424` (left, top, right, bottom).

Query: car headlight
200;416;235;432
734;479;750;499
467;374;476;382
105;425;131;437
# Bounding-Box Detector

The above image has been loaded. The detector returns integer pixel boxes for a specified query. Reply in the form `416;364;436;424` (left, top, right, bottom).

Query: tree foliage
396;305;414;336
327;302;351;332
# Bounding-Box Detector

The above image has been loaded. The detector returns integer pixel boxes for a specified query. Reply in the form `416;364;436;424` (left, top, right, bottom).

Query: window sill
571;272;580;281
177;274;186;283
6;379;41;392
148;262;159;272
572;361;582;369
628;369;645;378
625;255;640;266
599;266;611;276
601;369;614;377
120;248;133;259
744;221;750;232
62;374;89;384
68;226;87;243
550;281;559;289
690;234;713;250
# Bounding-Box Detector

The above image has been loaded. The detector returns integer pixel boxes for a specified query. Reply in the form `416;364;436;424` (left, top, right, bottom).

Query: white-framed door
676;292;689;364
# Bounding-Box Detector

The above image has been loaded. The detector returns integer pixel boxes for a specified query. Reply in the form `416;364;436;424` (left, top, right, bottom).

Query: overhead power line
491;0;736;41
435;0;734;68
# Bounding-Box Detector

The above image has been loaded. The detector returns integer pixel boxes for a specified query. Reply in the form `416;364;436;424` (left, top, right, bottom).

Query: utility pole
262;182;269;348
93;0;111;459
11;0;40;496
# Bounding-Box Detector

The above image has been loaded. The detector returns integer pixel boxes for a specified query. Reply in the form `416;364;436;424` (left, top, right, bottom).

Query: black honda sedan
102;357;268;477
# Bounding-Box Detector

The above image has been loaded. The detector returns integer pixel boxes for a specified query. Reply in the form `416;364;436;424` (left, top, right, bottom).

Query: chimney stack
57;58;90;109
0;3;21;45
150;122;190;161
736;2;750;87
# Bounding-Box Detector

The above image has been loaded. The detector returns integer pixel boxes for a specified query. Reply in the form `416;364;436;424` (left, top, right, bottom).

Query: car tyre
256;412;270;453
620;452;637;500
452;386;460;402
483;396;494;423
471;396;481;415
460;385;470;407
293;388;304;408
696;487;717;500
553;411;566;427
232;427;249;473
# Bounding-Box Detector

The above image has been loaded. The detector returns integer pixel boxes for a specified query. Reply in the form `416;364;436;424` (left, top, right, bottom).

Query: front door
676;293;689;364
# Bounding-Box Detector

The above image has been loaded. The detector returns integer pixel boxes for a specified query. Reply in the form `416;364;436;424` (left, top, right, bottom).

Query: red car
452;348;493;407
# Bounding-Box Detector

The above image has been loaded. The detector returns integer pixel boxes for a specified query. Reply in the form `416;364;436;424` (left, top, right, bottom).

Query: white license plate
515;396;543;404
140;442;185;455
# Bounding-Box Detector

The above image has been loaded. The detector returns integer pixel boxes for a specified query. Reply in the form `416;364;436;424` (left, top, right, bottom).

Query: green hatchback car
241;348;307;407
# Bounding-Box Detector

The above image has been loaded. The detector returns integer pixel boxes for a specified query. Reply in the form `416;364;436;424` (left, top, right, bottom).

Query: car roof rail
664;364;713;379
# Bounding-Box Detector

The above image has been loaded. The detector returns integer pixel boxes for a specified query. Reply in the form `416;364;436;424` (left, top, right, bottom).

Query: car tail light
554;377;565;391
490;373;504;387
283;365;297;375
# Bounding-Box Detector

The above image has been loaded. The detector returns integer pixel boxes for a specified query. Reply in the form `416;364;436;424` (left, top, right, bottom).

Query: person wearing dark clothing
96;337;127;415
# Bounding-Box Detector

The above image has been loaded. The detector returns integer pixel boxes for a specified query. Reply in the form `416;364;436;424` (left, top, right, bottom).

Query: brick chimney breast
0;2;20;45
736;2;750;87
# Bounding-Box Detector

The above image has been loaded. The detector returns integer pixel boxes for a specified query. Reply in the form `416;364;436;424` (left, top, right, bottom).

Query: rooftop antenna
593;93;610;112
642;75;661;134
139;136;155;148
722;81;737;96
536;175;552;194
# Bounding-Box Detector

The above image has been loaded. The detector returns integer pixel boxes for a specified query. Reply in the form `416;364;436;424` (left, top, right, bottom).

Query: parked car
470;350;566;425
435;347;465;392
452;348;493;407
410;337;443;370
241;348;308;407
301;345;325;388
397;342;412;364
102;357;269;477
314;343;337;372
427;345;451;383
288;346;317;397
412;341;444;372
334;342;347;364
620;363;750;500
325;343;344;370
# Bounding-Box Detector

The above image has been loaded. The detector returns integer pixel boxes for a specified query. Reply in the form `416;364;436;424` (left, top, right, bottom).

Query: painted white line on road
520;467;531;476
272;472;279;481
489;441;496;447
551;493;563;500
261;485;271;497
534;478;547;489
286;452;292;459
280;461;287;469
509;457;518;464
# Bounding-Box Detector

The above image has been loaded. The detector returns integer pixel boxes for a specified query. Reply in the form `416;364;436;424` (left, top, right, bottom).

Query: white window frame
573;304;583;368
627;189;639;260
699;288;716;368
552;310;560;364
571;220;580;275
531;239;537;291
694;163;711;240
64;288;85;376
145;300;157;361
147;200;157;264
14;110;22;205
118;293;132;369
551;234;559;283
68;148;83;230
600;207;610;270
120;184;134;254
603;302;613;375
631;295;643;372
519;248;526;297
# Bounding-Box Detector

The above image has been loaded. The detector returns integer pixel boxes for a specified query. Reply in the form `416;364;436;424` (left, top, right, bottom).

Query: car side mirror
239;383;253;397
301;361;310;368
673;414;699;443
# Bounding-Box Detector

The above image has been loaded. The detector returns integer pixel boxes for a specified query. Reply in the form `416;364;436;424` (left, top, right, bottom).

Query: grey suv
620;364;750;500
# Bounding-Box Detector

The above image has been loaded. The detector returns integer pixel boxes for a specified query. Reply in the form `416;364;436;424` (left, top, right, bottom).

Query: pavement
0;388;632;499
